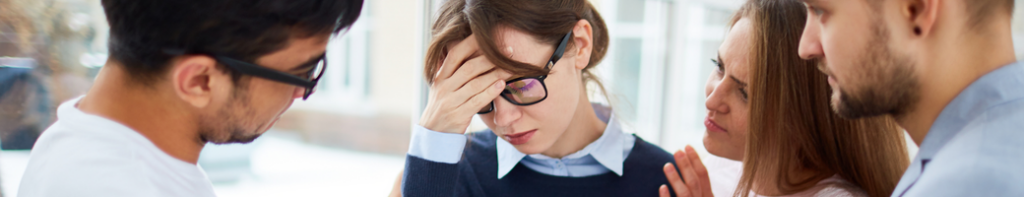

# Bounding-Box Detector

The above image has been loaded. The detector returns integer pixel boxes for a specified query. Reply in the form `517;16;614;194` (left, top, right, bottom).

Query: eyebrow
288;53;326;72
717;53;747;87
730;75;747;87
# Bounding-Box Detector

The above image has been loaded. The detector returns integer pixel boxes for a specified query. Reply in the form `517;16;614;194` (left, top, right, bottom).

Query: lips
704;117;727;132
504;129;537;145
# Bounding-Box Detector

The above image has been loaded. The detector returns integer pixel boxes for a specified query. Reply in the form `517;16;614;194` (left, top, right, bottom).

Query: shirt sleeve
407;124;468;164
403;125;473;197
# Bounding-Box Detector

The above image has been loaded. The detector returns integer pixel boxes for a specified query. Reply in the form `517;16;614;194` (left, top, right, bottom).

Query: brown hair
423;0;609;85
734;1;910;197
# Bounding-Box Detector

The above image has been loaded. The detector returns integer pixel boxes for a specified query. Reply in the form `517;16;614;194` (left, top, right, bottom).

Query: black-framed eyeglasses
163;49;326;100
478;31;572;114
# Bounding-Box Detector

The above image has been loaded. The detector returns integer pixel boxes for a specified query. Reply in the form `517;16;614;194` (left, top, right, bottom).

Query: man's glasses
478;31;572;114
214;55;326;100
164;49;326;100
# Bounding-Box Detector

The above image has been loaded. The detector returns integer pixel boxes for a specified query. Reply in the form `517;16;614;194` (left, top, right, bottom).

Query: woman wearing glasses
393;0;675;196
659;0;909;197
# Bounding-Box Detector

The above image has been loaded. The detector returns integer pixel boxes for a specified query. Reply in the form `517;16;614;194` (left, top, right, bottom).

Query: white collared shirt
407;106;635;179
494;115;634;178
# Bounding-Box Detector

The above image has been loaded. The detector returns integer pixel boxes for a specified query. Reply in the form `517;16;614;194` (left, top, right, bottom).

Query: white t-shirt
17;97;217;197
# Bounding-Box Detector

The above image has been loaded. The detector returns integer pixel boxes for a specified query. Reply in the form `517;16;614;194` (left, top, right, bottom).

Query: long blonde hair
734;0;910;197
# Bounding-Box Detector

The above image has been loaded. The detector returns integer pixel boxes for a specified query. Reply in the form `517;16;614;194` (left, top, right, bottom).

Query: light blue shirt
407;108;635;179
891;62;1024;197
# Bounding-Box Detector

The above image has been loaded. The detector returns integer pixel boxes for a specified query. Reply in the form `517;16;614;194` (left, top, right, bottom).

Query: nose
798;16;824;60
491;98;522;128
705;81;731;115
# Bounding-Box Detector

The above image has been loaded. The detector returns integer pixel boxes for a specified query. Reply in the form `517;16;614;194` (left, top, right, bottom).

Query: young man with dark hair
798;0;1021;196
17;0;362;196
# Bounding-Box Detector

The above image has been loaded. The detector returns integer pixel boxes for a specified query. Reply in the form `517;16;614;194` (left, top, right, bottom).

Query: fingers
456;79;505;115
444;57;506;92
664;163;690;197
685;145;713;197
449;65;509;100
659;185;671;197
434;34;481;83
677;150;704;197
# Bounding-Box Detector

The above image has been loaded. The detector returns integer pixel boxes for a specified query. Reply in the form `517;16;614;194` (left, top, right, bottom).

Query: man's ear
904;0;940;37
170;55;231;108
572;19;594;70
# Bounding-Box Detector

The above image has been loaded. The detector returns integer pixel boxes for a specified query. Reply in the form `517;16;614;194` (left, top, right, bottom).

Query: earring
914;26;921;35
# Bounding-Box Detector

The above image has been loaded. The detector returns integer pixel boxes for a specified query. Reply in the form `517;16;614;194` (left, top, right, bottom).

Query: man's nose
798;18;824;60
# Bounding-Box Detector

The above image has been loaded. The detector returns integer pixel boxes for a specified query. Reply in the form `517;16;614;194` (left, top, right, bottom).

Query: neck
898;21;1017;146
539;87;608;158
77;62;206;164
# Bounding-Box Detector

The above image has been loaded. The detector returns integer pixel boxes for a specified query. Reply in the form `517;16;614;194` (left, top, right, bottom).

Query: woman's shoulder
632;135;673;154
809;176;868;197
624;135;674;164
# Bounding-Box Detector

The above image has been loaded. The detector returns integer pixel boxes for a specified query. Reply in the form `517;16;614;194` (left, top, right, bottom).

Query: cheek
543;74;581;115
822;24;870;80
247;80;297;117
730;106;750;143
530;74;579;133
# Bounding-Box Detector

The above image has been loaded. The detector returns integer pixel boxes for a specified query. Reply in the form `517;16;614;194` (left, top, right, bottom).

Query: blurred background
1;0;1024;196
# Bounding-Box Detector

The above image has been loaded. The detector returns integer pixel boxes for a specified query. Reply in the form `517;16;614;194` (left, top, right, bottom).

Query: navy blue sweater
402;131;678;197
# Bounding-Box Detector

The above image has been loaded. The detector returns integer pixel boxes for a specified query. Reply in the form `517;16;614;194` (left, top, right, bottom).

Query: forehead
493;26;553;66
719;18;753;77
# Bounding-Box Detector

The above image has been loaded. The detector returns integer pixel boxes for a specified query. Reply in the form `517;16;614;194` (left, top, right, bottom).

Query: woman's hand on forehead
420;34;513;134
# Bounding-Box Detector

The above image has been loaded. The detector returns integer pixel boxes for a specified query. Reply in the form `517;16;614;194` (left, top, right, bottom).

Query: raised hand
419;35;511;134
660;145;713;197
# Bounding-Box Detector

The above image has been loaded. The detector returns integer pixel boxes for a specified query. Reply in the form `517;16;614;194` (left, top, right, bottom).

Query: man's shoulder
919;104;1024;196
933;98;1024;168
29;119;139;161
20;120;163;196
18;154;152;197
906;153;1024;196
949;98;1024;149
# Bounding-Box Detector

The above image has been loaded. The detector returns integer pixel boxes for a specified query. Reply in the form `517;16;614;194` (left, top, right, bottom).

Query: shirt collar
496;105;629;179
917;62;1024;161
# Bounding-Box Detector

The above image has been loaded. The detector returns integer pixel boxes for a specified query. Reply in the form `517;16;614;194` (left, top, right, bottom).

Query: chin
703;132;740;161
513;144;543;155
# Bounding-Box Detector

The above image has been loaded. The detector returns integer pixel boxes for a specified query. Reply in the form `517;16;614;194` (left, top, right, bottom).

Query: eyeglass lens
477;77;546;114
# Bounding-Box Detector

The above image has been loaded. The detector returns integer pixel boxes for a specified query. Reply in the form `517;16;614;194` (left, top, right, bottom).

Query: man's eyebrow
288;53;326;72
730;75;747;87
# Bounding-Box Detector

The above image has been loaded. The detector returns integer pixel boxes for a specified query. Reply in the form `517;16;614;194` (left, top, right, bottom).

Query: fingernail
494;81;504;89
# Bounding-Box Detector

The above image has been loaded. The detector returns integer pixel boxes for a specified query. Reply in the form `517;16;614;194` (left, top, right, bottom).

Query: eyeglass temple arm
216;56;317;88
547;31;573;69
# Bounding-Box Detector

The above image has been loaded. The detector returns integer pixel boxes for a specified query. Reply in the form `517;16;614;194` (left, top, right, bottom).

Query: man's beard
828;23;919;119
198;87;264;144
